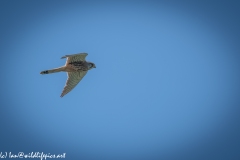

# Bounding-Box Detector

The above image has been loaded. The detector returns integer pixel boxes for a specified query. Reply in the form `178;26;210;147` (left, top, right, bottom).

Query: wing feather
60;71;88;97
61;53;88;65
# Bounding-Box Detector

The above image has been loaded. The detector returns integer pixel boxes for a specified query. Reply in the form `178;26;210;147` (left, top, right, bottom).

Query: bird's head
87;62;96;70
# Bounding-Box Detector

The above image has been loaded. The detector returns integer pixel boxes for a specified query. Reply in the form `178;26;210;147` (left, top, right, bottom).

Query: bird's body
40;53;96;97
67;61;89;71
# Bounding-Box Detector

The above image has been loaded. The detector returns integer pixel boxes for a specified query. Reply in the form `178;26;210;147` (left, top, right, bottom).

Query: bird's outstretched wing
61;53;88;64
60;71;88;97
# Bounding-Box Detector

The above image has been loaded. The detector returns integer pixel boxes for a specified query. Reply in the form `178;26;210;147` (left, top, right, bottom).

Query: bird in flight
40;53;96;97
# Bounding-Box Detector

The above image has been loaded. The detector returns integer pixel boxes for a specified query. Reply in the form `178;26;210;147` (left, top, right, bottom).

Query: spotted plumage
68;61;89;71
40;53;96;97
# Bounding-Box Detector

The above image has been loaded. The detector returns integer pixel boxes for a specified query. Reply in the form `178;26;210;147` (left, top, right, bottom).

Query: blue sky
1;1;240;160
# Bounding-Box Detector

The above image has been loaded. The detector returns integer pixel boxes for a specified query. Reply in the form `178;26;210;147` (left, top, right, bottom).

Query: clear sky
1;1;240;160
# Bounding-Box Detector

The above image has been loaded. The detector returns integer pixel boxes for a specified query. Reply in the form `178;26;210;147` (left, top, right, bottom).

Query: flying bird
40;53;96;97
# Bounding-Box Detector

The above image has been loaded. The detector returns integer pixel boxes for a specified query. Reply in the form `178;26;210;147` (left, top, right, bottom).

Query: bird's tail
40;66;65;74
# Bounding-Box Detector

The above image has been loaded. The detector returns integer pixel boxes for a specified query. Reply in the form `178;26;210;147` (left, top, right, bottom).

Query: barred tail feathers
40;66;65;74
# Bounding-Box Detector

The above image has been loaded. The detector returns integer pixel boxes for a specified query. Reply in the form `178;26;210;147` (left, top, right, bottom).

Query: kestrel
40;53;96;97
